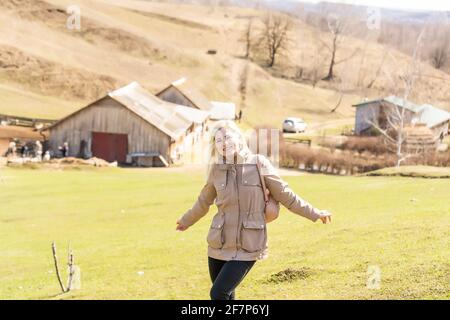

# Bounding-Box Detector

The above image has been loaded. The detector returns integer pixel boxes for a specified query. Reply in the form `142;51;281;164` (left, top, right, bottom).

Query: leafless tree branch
52;241;66;293
258;13;293;68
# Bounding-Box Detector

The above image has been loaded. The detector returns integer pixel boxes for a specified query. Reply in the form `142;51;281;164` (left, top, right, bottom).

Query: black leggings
208;257;256;300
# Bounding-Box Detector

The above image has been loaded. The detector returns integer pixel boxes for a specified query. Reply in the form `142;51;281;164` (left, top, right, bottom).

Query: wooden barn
46;82;209;167
156;78;213;112
353;96;450;143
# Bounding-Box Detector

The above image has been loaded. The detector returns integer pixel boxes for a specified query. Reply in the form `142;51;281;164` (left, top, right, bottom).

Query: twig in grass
51;241;66;293
67;242;75;292
51;241;77;293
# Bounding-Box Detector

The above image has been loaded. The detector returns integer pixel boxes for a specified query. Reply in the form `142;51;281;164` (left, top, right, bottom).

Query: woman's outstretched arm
258;155;331;223
177;169;217;230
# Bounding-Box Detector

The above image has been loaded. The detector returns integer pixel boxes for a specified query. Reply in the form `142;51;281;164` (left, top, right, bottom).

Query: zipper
233;164;241;260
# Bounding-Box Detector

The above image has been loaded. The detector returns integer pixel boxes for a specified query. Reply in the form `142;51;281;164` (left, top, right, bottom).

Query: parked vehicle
282;117;307;133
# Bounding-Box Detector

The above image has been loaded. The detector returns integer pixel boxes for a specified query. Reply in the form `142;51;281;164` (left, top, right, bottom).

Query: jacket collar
216;148;252;166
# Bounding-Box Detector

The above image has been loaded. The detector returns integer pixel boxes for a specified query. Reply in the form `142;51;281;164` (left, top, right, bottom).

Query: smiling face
215;128;240;159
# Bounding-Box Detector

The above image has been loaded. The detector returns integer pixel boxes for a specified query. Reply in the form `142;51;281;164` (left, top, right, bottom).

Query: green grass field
365;166;450;179
0;167;449;300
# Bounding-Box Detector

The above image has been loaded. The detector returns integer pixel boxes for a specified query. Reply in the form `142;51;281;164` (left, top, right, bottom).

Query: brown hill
0;0;448;128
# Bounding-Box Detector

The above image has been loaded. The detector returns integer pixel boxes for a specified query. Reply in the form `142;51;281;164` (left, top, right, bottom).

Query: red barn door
91;132;128;163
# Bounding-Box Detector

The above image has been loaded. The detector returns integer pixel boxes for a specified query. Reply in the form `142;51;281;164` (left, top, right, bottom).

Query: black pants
208;257;256;300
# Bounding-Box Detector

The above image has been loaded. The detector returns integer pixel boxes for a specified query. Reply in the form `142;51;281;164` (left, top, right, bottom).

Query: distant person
238;110;242;123
35;141;43;161
43;151;51;162
59;142;69;158
6;140;17;157
176;120;332;300
20;143;28;158
439;132;444;143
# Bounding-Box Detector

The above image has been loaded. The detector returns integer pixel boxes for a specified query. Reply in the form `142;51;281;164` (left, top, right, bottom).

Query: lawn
0;166;449;300
365;166;450;178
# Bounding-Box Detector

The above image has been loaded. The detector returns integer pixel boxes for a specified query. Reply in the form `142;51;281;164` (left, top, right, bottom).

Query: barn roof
156;78;213;111
353;96;450;128
210;101;236;120
174;105;209;124
353;96;423;112
415;104;450;128
47;82;209;140
110;82;196;140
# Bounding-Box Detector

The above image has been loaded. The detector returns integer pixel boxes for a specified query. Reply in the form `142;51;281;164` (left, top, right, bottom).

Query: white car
282;117;307;133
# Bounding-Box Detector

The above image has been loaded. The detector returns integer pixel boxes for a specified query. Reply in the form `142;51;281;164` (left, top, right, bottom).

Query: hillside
1;0;449;127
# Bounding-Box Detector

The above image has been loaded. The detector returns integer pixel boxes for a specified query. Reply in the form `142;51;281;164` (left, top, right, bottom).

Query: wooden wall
49;97;171;161
355;102;415;135
355;102;379;135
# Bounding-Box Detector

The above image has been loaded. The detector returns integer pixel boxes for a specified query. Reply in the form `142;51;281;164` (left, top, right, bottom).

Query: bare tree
239;61;249;111
365;28;426;167
366;49;388;89
259;13;292;68
320;11;351;81
241;18;254;59
357;27;384;91
313;7;360;82
330;90;343;113
322;20;342;80
330;57;355;112
308;28;325;88
430;40;448;69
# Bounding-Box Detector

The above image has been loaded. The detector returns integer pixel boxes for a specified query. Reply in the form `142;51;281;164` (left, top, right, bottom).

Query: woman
176;121;332;300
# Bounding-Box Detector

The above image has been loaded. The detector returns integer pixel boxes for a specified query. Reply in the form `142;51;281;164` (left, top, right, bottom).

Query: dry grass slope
0;0;449;126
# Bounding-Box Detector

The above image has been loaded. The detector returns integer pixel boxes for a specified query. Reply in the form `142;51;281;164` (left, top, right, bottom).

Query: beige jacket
179;150;322;261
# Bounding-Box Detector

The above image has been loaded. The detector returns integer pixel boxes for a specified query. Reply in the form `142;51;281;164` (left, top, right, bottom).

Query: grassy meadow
0;166;449;300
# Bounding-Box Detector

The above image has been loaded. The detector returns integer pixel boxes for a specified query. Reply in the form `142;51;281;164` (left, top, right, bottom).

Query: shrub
341;136;390;155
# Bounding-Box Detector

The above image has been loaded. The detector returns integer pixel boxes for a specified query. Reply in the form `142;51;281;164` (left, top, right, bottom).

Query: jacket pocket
207;213;225;249
242;165;262;187
240;213;266;253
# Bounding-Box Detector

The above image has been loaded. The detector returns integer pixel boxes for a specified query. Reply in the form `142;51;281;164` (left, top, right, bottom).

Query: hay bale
403;124;438;153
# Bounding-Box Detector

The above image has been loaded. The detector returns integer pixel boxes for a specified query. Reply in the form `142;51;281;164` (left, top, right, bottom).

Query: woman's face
215;128;240;158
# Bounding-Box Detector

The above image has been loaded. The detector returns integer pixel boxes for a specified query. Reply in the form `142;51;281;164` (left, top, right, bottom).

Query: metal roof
174;105;209;124
109;82;194;140
353;96;423;112
210;101;236;120
415;104;450;128
353;95;423;112
157;78;213;111
353;96;450;127
383;96;424;112
352;97;382;107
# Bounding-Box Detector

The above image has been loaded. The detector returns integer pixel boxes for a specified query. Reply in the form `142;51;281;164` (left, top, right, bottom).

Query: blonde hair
205;120;250;179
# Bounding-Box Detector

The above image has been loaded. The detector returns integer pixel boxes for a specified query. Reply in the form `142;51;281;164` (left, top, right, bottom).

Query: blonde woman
176;121;332;300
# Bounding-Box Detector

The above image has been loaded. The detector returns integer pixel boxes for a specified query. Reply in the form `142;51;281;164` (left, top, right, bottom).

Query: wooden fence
0;114;57;128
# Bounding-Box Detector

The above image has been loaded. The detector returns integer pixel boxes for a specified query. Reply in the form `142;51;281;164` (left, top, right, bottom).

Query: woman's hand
176;219;189;231
318;210;332;224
